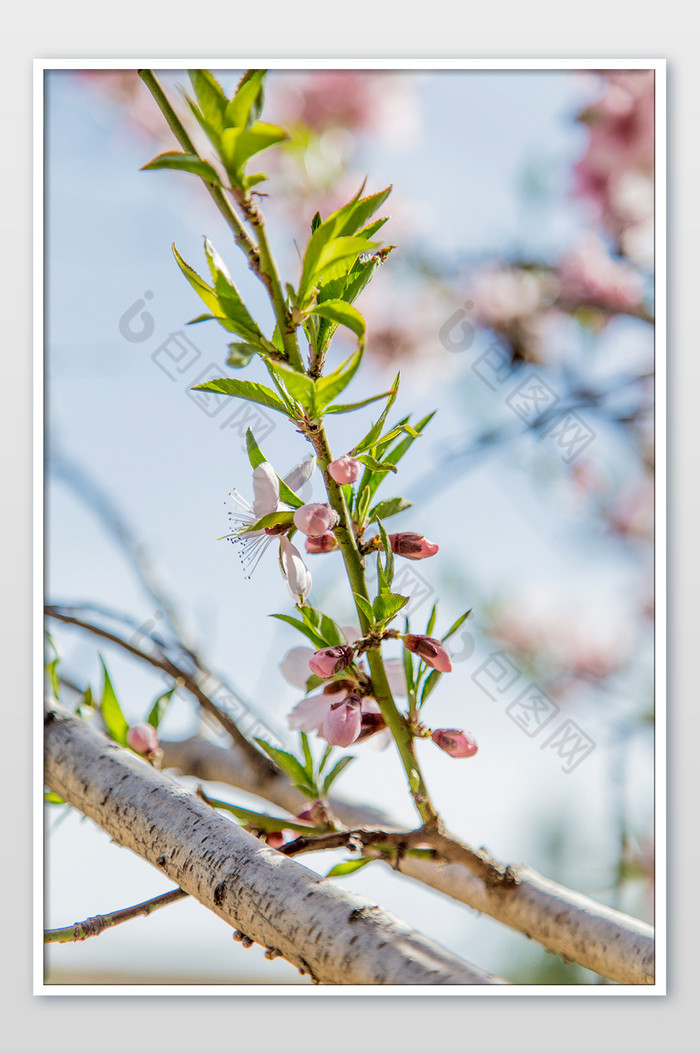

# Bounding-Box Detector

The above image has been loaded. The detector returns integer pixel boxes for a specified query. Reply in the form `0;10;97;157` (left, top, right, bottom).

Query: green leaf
353;376;401;452
301;605;346;648
352;593;375;626
206;797;324;834
442;609;473;642
238;510;294;534
172;244;220;315
369;497;412;521
44;791;66;805
326;857;372;878
270;612;327;649
254;738;312;790
141;151;221;183
316;346;364;409
147;687;175;730
203;238;265;343
189;70;228;137
420;668;442;707
356;485;372;527
325;390;397;414
220;121;287;180
99;658;128;746
309;300;366;341
227;342;258;368
245;428;267;470
356;454;397;474
191;377;289;415
372;592;408;624
267;362;317;414
300;732;314;777
322;755;356;795
224;69;266;129
426;603;438;638
376;519;394;590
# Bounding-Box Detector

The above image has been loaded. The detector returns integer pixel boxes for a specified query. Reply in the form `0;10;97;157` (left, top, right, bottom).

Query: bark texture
45;707;504;986
160;733;654;985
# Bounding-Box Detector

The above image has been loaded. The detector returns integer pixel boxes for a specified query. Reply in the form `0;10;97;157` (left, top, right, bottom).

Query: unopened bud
126;723;159;755
389;532;439;560
404;634;452;672
328;454;361;485
305;531;338;554
322;694;362;747
431;728;478;758
309;645;354;679
293;503;339;538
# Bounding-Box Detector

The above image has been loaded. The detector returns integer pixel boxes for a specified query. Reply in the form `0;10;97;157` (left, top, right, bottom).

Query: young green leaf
191;378;289;415
253;739;314;792
172;244;220;315
326;857;372;878
224;69;267;130
426;602;438;638
324;390;397;414
188;70;228;137
372;592;408;624
300;605;346;648
419;668;442;707
352;593;375;626
44;791;66;805
147;687;175;730
442;609;473;642
356;454;397;474
205;796;324;833
142;151;221;182
227;342;258;368
238;510;295;534
368;497;412;522
270;613;326;650
99;658;128;746
316;346;364;409
309;299;366;341
322;754;356;795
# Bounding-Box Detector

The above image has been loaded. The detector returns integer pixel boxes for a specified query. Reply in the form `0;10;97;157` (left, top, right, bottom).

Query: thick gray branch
45;707;504;986
161;734;654;985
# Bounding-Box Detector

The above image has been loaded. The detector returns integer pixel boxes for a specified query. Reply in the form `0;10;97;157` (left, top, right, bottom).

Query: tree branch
44;888;188;944
44;705;505;985
45;605;276;778
158;732;654;984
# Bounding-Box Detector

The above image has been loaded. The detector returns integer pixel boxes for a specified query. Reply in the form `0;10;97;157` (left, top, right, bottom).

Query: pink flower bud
305;532;338;554
321;694;362;747
431;729;478;758
404;634;452;672
309;645;354;679
126;723;159;755
293;503;339;538
328;454;361;485
389;532;439;560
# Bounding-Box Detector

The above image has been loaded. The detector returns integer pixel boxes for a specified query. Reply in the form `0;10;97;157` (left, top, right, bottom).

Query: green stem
251;217;304;371
307;423;437;825
138;70;261;276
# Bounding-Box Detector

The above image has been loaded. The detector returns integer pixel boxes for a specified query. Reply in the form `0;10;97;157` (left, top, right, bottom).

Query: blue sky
44;68;653;983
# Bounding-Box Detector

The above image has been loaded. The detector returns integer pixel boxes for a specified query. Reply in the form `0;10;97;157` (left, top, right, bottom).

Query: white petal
287;694;331;732
280;536;312;601
280;646;315;689
283;456;316;493
252;462;280;518
383;658;408;697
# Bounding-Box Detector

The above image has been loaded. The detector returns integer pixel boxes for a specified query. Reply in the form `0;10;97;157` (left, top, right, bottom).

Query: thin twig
45;605;276;776
44;888;188;944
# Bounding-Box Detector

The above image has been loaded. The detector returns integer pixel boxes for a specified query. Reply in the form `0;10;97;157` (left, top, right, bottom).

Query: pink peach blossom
328;454;361;485
293;503;338;537
431;729;478;758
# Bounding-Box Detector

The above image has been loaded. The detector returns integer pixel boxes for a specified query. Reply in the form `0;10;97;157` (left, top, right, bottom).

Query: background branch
44;888;188;944
44;705;504;986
